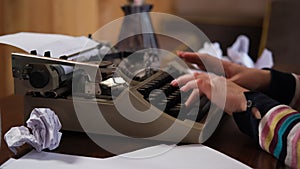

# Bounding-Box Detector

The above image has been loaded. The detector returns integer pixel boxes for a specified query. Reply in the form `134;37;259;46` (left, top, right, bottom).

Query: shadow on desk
0;95;31;164
0;95;285;169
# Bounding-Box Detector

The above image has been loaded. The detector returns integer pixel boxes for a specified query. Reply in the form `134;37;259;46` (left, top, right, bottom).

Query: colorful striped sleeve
259;105;300;169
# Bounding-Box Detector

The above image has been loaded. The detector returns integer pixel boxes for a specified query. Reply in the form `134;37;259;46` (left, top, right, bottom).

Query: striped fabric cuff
259;105;300;168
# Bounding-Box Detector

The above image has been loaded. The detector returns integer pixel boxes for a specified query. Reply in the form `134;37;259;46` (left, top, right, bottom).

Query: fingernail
177;51;185;57
184;102;190;107
170;80;178;86
176;50;182;55
180;86;187;92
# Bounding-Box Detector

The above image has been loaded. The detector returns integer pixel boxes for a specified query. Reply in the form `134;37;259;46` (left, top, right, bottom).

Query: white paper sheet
0;32;98;58
0;32;72;53
0;144;251;169
0;32;104;75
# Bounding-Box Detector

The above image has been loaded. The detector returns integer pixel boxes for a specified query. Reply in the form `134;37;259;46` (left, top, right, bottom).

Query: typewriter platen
12;51;223;143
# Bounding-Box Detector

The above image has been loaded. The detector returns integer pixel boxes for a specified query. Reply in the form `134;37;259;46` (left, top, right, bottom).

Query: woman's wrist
262;68;296;105
256;69;271;91
233;91;280;140
227;67;271;92
241;91;280;118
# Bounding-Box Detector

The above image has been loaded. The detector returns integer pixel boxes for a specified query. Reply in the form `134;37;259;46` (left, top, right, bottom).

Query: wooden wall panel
0;0;175;35
2;0;53;34
51;0;100;36
1;0;174;36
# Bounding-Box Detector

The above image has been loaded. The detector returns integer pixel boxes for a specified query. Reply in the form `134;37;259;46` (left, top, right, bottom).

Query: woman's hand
177;51;271;92
171;72;248;115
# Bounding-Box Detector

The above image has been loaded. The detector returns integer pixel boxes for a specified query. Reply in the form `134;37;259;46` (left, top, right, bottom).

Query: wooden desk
0;95;286;168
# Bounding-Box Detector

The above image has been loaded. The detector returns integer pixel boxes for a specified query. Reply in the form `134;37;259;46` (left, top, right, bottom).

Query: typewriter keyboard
136;69;210;123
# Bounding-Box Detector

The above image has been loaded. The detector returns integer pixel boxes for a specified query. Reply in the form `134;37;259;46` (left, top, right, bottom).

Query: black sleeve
233;91;280;141
263;68;296;105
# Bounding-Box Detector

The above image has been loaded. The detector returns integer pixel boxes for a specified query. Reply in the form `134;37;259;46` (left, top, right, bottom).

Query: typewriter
12;50;223;143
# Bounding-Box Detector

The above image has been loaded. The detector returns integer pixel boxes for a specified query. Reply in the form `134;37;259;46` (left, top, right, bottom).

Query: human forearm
263;69;296;105
228;67;271;92
233;91;280;139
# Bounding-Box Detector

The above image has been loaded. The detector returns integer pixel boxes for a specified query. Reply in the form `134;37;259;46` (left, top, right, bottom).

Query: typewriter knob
29;69;50;88
44;51;51;57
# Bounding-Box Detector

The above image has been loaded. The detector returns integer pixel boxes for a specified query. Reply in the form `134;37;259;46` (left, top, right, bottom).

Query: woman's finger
180;79;198;92
178;52;204;66
185;89;201;107
180;73;211;92
171;73;197;87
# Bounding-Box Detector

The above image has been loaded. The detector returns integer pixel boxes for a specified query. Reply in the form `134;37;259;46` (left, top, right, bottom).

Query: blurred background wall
0;0;273;99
